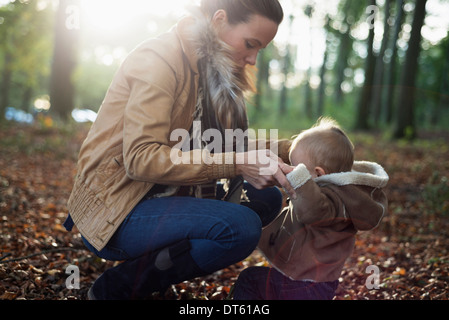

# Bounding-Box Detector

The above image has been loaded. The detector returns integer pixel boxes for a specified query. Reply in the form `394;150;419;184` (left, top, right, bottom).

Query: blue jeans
233;267;339;300
83;183;282;274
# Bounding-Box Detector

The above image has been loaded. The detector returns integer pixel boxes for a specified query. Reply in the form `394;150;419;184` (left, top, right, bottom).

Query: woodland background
1;0;448;300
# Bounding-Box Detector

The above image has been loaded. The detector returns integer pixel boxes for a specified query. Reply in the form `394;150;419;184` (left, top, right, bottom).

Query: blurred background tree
0;0;448;140
50;0;80;121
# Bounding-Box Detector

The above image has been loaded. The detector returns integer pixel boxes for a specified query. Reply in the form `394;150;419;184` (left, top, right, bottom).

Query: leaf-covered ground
1;122;448;300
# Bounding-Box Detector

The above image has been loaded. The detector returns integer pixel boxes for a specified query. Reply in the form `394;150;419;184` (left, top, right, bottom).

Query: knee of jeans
229;207;262;254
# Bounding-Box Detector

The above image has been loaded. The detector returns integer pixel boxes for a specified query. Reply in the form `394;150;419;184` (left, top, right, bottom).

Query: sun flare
80;0;198;31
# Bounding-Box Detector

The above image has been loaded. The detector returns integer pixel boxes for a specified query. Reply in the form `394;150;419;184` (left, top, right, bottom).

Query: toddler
233;117;389;300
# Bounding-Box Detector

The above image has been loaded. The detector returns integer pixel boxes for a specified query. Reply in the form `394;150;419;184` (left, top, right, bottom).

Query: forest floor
1;121;448;301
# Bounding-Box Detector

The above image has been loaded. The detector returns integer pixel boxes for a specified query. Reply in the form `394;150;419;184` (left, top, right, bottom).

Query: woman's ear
211;9;228;28
315;166;326;177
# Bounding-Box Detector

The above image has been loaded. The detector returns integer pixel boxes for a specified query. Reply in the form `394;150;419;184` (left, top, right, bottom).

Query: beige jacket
67;14;291;251
258;161;389;282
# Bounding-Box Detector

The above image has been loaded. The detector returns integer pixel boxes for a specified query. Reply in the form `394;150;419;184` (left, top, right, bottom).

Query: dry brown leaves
1;123;448;300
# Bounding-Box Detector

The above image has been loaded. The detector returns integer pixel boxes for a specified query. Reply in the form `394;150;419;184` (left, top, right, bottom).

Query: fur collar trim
315;161;389;188
182;8;253;130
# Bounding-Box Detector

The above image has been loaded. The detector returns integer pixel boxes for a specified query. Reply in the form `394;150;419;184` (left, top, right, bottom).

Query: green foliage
72;57;118;112
423;171;449;216
248;88;315;138
416;34;449;129
0;1;53;112
248;84;359;138
0;0;448;136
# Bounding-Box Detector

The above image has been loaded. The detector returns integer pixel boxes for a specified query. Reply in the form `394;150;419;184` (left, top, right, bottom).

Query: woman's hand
236;150;297;199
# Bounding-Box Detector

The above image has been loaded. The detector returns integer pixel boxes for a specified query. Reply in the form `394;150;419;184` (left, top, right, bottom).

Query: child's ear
315;167;326;177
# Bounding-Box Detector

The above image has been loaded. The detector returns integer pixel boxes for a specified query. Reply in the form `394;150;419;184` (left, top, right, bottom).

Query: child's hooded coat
258;161;389;282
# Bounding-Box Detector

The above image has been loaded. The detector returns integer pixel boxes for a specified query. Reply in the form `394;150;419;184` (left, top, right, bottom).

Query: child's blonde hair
290;117;354;174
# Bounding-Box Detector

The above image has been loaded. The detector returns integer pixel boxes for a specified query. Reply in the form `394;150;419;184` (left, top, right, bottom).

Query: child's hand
286;163;312;190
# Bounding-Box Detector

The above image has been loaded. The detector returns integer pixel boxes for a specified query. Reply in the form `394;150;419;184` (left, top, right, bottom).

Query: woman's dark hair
201;0;284;25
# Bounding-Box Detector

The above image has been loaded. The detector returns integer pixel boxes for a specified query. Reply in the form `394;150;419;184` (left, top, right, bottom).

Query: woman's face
213;10;279;68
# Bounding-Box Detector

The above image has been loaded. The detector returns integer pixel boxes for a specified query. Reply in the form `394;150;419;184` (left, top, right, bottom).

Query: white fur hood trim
315;161;389;188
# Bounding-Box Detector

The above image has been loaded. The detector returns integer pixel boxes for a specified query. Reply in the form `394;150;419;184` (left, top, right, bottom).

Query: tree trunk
279;15;294;115
304;4;314;119
21;87;33;112
317;16;332;117
279;59;289;115
49;0;80;121
333;0;354;105
383;0;404;124
372;0;392;125
0;51;13;116
255;50;268;111
334;26;352;104
394;0;428;139
432;36;449;125
304;77;313;119
355;0;377;130
317;47;329;117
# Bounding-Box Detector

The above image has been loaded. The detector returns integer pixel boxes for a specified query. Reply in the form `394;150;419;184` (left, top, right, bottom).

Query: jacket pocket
94;145;124;190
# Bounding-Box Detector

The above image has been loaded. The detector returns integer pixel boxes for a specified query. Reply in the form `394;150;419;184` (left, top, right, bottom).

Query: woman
65;0;294;300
